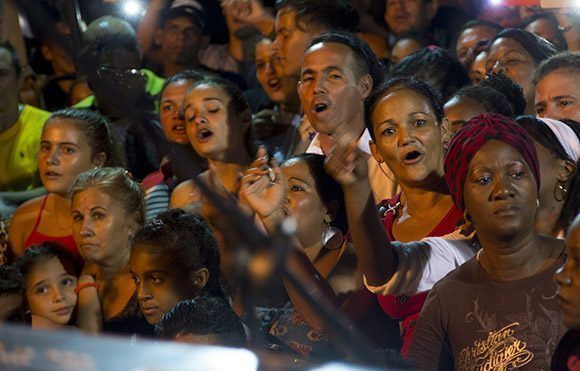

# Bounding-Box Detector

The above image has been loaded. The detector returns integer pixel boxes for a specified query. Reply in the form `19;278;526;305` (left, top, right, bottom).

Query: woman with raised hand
9;109;118;265
240;153;382;359
325;77;467;357
70;167;152;336
409;114;567;370
516;116;579;238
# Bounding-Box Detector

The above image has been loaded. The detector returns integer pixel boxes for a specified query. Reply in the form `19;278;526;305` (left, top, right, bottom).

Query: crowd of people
0;0;579;369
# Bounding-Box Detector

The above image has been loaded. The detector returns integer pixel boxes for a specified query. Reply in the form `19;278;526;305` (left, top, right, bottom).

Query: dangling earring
554;181;568;202
321;218;343;251
463;211;471;222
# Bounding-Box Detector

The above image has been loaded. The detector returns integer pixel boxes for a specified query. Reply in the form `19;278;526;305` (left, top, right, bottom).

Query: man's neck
329;110;366;146
0;103;22;133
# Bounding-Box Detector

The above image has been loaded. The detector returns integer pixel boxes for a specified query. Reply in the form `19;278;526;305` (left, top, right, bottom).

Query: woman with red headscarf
408;113;567;370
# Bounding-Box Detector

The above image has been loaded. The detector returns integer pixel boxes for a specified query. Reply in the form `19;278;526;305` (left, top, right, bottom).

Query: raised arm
324;141;397;287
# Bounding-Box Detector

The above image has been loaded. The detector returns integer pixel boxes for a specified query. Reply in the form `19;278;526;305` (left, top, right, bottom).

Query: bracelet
74;282;99;294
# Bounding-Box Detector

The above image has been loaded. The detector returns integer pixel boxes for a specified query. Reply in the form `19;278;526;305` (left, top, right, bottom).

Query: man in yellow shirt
0;42;50;202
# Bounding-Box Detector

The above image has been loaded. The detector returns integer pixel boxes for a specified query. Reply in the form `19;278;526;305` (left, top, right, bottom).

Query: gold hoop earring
554;181;568;202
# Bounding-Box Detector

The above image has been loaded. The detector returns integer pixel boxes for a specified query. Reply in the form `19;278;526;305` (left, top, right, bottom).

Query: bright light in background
123;0;143;17
490;0;502;5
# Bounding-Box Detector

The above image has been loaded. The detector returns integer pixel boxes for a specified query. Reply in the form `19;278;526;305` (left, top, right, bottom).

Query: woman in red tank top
326;78;463;357
8;109;119;264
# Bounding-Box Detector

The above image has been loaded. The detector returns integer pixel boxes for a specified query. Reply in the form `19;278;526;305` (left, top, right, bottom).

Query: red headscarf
444;113;540;211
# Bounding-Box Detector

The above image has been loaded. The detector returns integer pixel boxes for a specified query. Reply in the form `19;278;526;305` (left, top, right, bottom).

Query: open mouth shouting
400;149;424;165
196;127;214;143
267;77;281;91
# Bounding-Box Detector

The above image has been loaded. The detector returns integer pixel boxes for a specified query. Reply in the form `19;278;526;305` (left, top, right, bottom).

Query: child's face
25;257;77;326
129;248;196;325
0;294;23;323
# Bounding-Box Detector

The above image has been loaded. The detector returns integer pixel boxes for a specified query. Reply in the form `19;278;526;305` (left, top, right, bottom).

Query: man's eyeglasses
96;67;143;81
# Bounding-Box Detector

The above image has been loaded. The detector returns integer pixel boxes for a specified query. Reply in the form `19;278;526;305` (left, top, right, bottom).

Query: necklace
379;200;402;218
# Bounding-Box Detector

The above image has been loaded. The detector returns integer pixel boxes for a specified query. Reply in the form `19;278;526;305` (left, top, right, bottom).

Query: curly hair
131;209;223;298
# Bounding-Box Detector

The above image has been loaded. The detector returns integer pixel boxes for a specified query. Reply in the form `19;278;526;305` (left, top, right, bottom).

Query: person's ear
127;212;142;238
369;140;384;164
93;152;107;168
239;109;252;130
359;73;373;100
324;199;339;222
189;267;209;290
558;159;576;183
154;29;163;46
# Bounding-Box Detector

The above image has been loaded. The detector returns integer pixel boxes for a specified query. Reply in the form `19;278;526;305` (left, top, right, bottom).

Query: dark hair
516;116;579;234
155;296;246;347
306;32;386;84
492;28;558;65
459;19;502;35
14;243;79;280
0;265;24;296
285;154;348;234
391;47;470;101
533;51;580;85
449;85;514;118
70;167;145;225
479;74;527;116
365;77;443;141
159;69;208;107
395;31;436;48
131;209;223;298
46;108;121;167
521;12;567;51
0;41;22;79
161;70;207;94
275;0;359;33
551;330;580;371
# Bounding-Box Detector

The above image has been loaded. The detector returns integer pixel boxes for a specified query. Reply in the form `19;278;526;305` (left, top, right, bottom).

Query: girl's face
129;248;197;325
160;79;193;145
281;158;328;249
370;87;444;188
38;119;97;195
25;256;77;326
184;84;247;161
71;187;139;266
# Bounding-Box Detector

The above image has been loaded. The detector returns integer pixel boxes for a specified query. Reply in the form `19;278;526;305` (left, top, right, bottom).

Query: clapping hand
239;147;285;220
